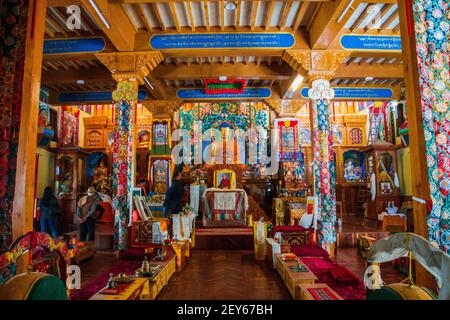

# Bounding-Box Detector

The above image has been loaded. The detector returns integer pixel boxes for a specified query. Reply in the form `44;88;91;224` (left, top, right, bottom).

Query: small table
90;253;177;300
275;254;318;299
89;278;150;300
297;283;343;300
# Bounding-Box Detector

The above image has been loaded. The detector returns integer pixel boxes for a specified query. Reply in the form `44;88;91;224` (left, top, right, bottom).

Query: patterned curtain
0;0;30;249
413;0;450;252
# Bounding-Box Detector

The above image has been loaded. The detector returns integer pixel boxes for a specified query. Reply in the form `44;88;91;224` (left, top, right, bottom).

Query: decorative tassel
394;172;400;188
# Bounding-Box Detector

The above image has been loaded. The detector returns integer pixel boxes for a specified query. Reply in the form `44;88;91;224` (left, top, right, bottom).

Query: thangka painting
87;153;110;194
150;158;171;194
299;127;311;146
138;130;150;149
151;120;171;155
275;118;301;161
59;106;79;148
343;150;364;182
38;102;50;130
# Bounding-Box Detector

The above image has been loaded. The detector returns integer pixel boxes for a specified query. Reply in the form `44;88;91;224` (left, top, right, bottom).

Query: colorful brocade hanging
0;0;29;249
112;81;137;251
312;99;337;249
308;79;337;252
412;0;450;252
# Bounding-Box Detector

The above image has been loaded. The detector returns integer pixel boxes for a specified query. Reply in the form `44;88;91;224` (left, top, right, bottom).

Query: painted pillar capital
282;50;349;84
95;51;163;84
308;79;335;101
141;100;184;115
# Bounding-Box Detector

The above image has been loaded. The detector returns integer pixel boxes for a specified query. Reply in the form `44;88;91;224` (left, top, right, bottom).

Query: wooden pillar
95;52;163;250
12;0;47;241
397;0;436;291
282;50;348;255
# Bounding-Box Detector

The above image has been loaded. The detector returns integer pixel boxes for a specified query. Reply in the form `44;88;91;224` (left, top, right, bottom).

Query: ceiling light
289;74;304;92
219;76;228;81
225;2;237;11
144;77;154;90
89;0;111;29
76;80;85;85
365;76;374;81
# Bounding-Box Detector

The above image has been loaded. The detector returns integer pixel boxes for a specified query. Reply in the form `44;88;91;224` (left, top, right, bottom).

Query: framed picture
213;169;236;189
380;182;393;194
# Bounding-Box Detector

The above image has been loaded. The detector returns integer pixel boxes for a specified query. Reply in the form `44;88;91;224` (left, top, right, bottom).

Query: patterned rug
195;227;253;236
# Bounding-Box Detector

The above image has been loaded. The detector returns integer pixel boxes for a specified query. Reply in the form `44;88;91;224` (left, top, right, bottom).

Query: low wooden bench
275;253;318;299
297;283;344;300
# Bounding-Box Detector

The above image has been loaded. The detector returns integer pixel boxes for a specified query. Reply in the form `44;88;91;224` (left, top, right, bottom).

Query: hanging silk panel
0;0;29;249
112;100;134;251
312;99;337;249
274;118;301;161
412;0;450;252
59;106;79;148
150;158;171;194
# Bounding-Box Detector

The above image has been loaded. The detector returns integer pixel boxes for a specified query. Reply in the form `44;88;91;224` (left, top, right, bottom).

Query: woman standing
38;187;60;238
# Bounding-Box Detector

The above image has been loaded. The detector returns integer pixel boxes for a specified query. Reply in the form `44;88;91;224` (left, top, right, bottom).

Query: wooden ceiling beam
81;0;136;51
168;2;182;32
235;1;242;30
250;1;259;31
279;0;293;31
203;1;210;31
309;0;361;49
293;2;310;31
151;2;166;31
334;62;403;79
220;0;225;31
41;67;113;84
265;0;275;31
186;1;196;31
153;62;293;81
137;3;153;32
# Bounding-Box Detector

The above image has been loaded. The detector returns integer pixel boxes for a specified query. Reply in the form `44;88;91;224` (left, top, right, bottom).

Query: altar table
202;188;248;227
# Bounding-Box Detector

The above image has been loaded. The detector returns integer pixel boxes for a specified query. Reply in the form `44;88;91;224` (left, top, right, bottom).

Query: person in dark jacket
163;169;185;218
38;187;60;238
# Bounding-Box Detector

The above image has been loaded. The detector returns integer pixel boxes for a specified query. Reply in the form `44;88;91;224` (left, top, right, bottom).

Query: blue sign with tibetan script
58;90;148;103
300;87;393;100
150;33;295;50
340;34;401;51
44;37;106;54
177;88;272;100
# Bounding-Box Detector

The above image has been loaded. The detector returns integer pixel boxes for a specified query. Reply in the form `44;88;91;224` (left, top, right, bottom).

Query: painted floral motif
413;0;450;252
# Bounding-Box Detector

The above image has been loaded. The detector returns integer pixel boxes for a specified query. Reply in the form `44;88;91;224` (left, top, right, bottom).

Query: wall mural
0;0;29;249
413;0;450;252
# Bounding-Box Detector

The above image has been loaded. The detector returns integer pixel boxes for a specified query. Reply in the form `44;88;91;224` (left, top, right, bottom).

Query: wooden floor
158;250;291;300
77;247;404;300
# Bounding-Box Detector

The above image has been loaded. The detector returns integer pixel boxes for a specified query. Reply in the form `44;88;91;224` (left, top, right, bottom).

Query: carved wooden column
96;51;163;250
282;50;348;254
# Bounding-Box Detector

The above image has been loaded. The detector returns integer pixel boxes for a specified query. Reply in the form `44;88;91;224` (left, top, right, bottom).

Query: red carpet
301;257;367;300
